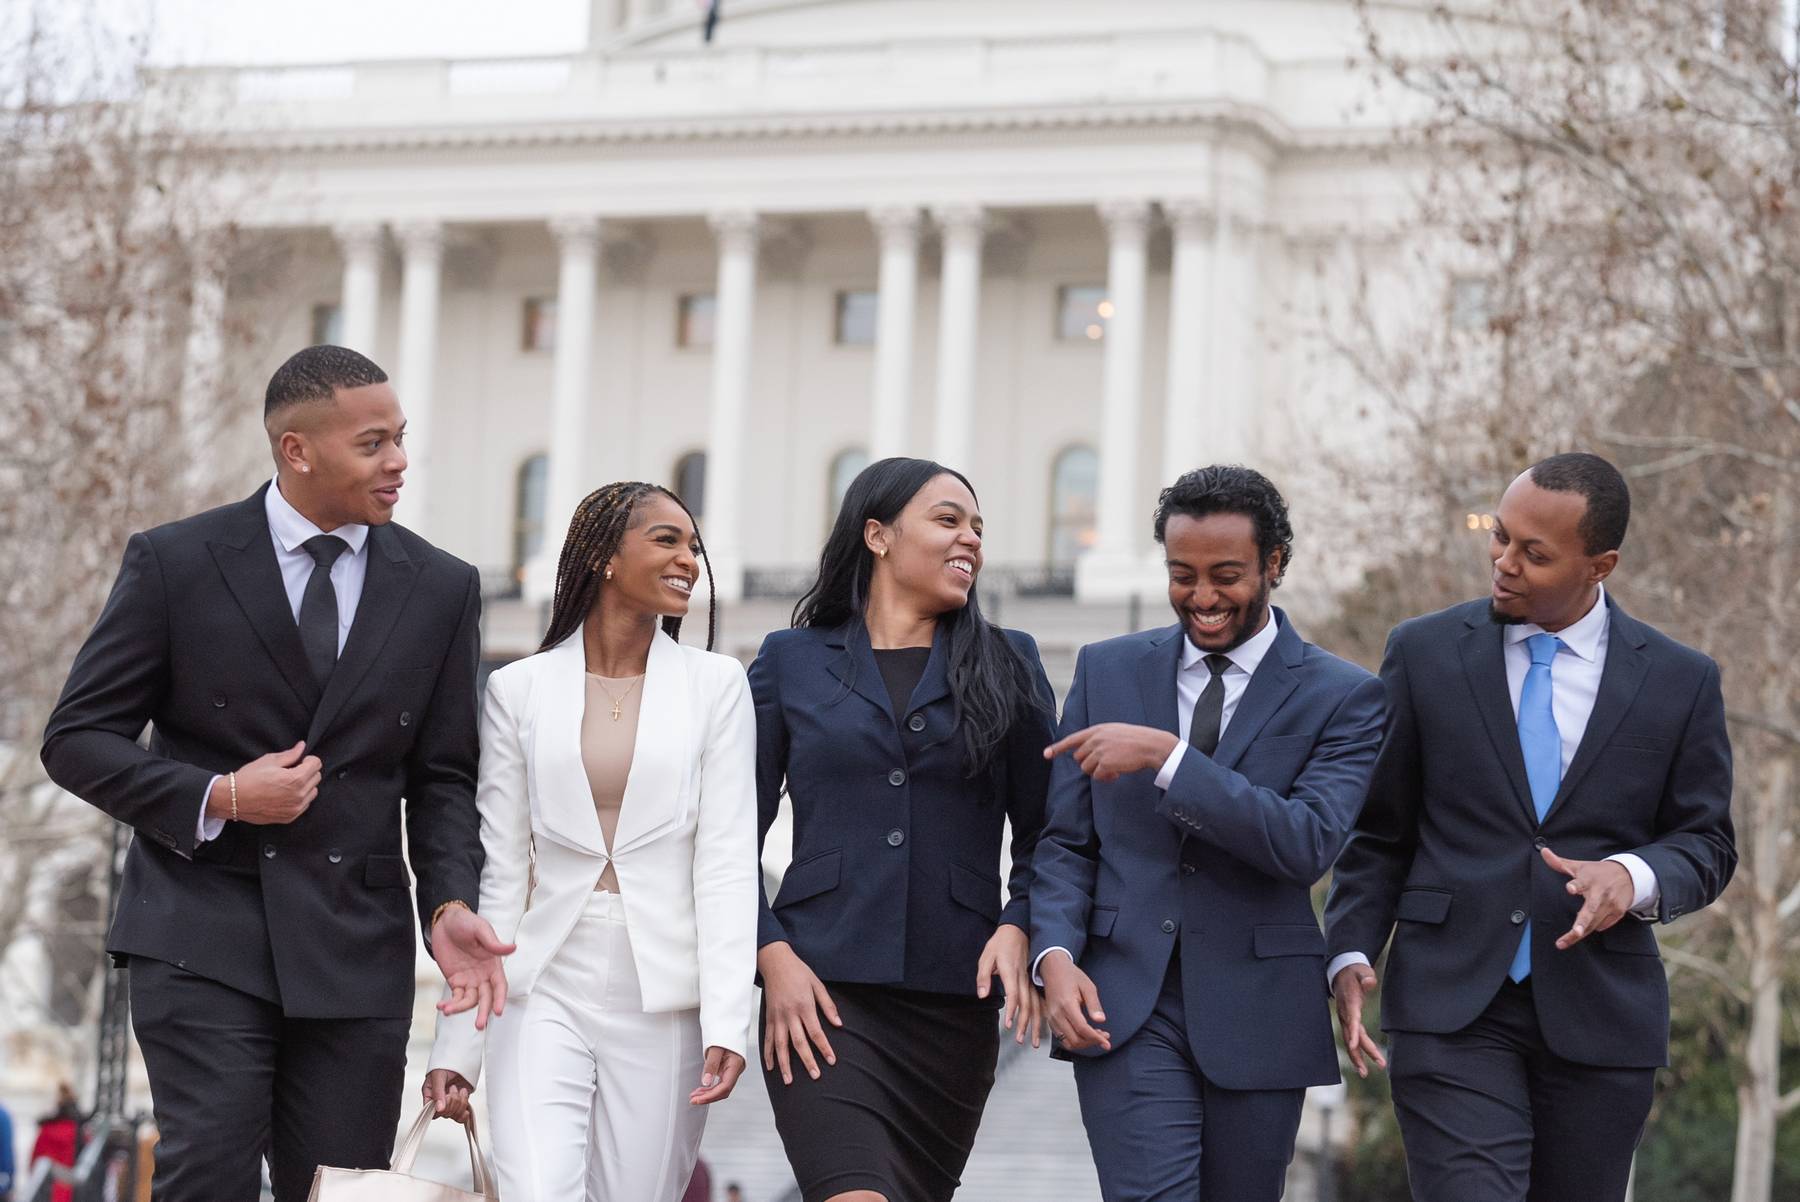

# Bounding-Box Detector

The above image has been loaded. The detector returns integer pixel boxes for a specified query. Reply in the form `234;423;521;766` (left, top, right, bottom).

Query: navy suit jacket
1032;611;1386;1089
1325;597;1736;1068
750;620;1056;996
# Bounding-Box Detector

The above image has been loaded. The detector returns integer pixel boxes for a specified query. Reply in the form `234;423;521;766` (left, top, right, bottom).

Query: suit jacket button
1181;864;1197;876
1161;919;1177;934
327;849;343;864
908;714;926;732
399;711;412;727
1533;837;1547;850
263;844;277;859
1510;909;1526;925
886;829;905;847
336;769;348;780
211;693;226;708
887;769;906;786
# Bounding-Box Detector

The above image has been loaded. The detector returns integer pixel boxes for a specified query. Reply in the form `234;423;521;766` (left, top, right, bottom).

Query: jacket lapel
826;622;901;721
529;636;608;856
611;630;691;856
903;625;952;715
1212;612;1302;770
1459;608;1536;824
208;486;319;713
1135;625;1184;736
306;524;420;747
1549;598;1650;813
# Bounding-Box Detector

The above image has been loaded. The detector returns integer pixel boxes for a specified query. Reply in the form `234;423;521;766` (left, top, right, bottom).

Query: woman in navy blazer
750;457;1056;1202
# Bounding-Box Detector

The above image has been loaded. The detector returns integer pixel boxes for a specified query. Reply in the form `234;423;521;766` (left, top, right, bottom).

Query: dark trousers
129;956;408;1201
1073;956;1305;1201
1390;978;1656;1202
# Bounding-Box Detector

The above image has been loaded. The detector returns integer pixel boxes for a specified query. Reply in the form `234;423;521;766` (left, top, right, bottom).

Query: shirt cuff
1031;946;1073;989
1326;951;1371;993
1153;742;1187;791
1604;852;1660;918
197;775;226;844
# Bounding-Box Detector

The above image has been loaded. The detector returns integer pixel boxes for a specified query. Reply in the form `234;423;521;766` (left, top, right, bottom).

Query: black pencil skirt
764;981;1000;1202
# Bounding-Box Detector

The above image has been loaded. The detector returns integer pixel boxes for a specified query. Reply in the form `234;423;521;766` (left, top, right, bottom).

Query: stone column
180;233;227;505
1216;209;1262;466
1077;199;1152;599
334;221;384;354
869;206;922;460
525;215;602;603
703;209;761;602
1160;198;1221;491
930;204;985;471
395;220;444;536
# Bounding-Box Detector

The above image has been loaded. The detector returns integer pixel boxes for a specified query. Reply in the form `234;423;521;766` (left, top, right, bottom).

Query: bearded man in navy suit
1033;465;1387;1201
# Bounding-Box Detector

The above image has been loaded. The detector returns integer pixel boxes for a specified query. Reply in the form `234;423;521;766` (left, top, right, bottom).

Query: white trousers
487;890;707;1202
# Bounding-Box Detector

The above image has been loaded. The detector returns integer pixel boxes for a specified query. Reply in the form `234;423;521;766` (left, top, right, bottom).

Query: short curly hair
1152;464;1294;586
264;345;388;420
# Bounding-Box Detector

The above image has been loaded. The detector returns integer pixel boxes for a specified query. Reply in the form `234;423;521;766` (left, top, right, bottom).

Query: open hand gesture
433;905;516;1029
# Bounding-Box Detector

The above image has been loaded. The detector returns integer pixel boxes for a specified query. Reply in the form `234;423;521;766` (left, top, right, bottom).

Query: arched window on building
1048;444;1099;566
512;453;547;585
827;447;869;531
673;450;707;517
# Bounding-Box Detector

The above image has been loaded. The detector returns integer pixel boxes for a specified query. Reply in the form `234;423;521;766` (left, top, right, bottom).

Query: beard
1488;603;1529;626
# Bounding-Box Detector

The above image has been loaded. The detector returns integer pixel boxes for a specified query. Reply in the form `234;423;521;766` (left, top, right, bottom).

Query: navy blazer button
886;829;905;847
887;769;906;786
1533;837;1547;849
399;711;412;727
1510;909;1526;925
336;769;348;780
1161;919;1177;934
1181;863;1197;876
327;850;343;864
263;844;277;859
211;693;226;708
908;714;926;732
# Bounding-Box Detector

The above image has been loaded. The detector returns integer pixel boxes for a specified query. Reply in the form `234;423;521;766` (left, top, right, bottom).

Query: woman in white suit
425;481;758;1202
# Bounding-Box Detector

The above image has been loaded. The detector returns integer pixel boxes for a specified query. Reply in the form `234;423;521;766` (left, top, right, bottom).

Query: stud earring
299;465;310;473
604;566;613;580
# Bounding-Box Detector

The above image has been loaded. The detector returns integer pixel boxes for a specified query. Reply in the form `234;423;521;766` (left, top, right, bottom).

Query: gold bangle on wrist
431;899;470;929
228;771;238;822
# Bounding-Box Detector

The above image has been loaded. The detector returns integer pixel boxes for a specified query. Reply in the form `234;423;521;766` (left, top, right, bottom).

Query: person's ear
1589;549;1619;586
277;430;311;476
864;519;891;560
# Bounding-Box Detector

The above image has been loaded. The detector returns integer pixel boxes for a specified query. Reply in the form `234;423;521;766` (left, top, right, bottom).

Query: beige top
582;673;643;893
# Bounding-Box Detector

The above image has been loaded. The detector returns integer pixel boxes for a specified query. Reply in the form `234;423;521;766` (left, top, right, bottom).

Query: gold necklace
590;673;644;721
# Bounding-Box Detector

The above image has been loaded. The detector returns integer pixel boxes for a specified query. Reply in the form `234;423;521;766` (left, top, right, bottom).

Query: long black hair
537;481;716;653
792;457;1046;777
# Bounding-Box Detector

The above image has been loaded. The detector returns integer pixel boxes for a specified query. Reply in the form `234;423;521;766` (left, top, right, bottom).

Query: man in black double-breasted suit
42;346;511;1201
1325;453;1736;1202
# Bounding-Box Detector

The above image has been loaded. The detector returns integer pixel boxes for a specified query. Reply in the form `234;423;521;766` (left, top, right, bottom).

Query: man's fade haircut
1152;464;1294;586
264;345;388;422
1527;452;1631;556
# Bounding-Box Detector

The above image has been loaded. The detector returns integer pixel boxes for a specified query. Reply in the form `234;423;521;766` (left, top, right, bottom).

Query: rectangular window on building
1056;285;1110;342
311;303;343;346
834;290;879;346
678;293;717;348
1449;276;1493;333
522;297;558;352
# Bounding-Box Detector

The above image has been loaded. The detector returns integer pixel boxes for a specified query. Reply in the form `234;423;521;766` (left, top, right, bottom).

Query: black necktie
299;535;349;686
1187;654;1232;757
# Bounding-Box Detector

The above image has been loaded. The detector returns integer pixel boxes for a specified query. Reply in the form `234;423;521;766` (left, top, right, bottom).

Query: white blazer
430;629;759;1083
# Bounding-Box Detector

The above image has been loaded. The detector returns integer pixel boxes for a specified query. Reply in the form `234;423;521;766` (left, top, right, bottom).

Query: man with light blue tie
1325;453;1737;1202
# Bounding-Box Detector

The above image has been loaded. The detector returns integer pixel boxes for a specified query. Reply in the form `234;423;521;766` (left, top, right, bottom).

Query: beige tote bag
307;1103;498;1202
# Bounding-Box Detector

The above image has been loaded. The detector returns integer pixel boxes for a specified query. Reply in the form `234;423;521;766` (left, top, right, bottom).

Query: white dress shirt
1325;586;1661;988
196;480;370;842
1033;612;1283;984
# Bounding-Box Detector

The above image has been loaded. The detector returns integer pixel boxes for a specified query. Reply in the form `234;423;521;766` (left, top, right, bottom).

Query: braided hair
536;481;717;653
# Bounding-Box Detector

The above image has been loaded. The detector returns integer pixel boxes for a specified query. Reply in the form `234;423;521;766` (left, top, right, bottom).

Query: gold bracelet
431;899;470;929
228;771;238;822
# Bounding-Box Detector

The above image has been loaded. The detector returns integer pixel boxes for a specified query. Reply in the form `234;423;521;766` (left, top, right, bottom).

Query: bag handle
392;1103;499;1201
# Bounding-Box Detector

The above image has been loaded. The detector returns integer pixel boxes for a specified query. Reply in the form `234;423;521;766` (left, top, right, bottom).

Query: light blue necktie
1509;632;1564;983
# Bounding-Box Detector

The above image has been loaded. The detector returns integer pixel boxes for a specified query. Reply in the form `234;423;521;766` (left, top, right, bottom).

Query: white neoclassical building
164;0;1449;659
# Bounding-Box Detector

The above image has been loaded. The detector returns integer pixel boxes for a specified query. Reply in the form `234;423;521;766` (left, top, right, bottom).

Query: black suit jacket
749;621;1055;996
42;485;483;1019
1324;597;1736;1068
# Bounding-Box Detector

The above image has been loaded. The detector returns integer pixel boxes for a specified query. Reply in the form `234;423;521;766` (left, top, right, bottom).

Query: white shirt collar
265;477;369;557
1179;606;1282;677
1503;583;1609;664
